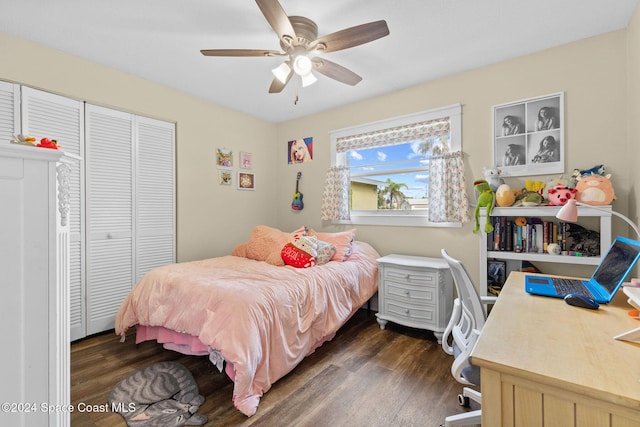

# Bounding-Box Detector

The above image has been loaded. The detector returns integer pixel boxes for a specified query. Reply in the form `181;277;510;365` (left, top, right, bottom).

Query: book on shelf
487;216;598;256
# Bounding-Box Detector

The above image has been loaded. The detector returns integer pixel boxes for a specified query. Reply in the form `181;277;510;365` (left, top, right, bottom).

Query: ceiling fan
200;0;390;94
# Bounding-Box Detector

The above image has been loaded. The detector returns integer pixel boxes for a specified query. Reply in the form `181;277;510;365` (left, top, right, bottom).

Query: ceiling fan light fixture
292;55;313;76
300;71;318;87
272;62;291;83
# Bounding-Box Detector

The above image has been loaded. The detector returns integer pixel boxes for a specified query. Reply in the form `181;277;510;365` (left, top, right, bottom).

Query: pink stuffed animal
547;185;577;206
575;174;615;206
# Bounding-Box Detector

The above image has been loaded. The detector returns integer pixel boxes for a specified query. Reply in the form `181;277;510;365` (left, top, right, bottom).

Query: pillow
315;240;337;265
245;225;290;266
308;229;356;262
231;243;247;257
244;225;308;266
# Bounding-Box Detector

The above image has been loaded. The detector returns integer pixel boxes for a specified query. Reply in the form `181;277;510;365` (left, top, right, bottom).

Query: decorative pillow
245;225;290;266
308;229;356;261
281;243;316;268
244;225;309;266
231;243;248;257
315;240;337;265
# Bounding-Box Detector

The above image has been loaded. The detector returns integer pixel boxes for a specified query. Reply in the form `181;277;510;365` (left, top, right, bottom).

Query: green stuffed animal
473;179;496;233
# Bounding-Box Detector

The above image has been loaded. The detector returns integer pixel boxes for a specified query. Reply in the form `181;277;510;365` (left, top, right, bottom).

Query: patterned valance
336;117;450;153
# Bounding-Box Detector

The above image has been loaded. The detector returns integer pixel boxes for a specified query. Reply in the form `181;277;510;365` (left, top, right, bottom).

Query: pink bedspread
115;241;379;416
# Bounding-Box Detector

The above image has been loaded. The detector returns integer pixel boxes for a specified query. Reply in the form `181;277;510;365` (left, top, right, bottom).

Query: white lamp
271;62;292;84
293;55;317;87
556;199;640;239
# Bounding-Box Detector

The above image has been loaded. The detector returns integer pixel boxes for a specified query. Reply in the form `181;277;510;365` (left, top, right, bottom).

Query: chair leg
443;409;481;427
460;387;481;406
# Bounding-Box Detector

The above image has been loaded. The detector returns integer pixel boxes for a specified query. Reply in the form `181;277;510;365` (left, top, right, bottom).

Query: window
329;104;462;226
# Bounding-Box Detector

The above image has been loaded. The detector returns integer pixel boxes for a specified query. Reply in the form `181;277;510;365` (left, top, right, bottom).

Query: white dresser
376;254;453;343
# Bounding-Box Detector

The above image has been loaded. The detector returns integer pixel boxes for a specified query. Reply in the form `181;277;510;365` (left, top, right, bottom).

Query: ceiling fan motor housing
281;16;318;50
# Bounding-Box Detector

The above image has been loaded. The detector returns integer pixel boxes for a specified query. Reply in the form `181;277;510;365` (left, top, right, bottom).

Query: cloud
349;150;363;160
377;151;387;161
415;174;429;183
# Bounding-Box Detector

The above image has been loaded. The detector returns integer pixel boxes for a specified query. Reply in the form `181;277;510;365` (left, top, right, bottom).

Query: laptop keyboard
552;278;595;298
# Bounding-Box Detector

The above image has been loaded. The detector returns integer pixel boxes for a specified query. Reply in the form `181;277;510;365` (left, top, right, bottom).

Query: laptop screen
592;237;640;296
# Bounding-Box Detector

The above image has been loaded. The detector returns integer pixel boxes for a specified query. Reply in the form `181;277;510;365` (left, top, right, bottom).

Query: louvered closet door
0;81;19;143
135;116;175;280
85;104;133;335
21;87;85;341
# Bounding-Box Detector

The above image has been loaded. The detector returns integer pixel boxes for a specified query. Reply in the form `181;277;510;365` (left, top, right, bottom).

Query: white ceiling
2;0;638;123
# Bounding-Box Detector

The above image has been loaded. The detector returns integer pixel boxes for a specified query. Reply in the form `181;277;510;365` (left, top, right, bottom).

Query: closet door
85;104;133;335
135;116;175;280
0;81;20;142
21;87;85;341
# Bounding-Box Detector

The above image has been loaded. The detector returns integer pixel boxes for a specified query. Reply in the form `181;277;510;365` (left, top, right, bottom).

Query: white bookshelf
478;206;612;296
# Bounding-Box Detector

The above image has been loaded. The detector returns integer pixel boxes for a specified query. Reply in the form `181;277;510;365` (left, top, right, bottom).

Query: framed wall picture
240;151;253;169
237;172;255;190
218;170;232;185
288;137;313;164
493;92;564;177
216;148;233;169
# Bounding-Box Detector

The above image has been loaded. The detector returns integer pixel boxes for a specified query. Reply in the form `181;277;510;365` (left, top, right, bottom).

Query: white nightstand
376;254;453;343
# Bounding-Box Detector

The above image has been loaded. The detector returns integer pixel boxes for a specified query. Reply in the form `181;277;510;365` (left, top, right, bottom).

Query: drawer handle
405;290;411;297
405;274;410;280
405;309;410;315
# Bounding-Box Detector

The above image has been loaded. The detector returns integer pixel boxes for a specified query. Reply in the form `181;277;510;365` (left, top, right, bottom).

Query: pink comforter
115;241;379;416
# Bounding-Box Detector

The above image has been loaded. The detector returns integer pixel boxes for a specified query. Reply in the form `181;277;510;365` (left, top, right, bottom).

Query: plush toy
547;184;577;206
525;179;545;195
483;167;504;191
495;184;516;207
36;137;60;150
281;235;318;268
473;179;495;234
10;134;36;146
575;174;615;205
513;190;544;206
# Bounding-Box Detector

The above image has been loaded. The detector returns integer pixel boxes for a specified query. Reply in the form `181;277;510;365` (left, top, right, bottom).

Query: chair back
441;249;488;386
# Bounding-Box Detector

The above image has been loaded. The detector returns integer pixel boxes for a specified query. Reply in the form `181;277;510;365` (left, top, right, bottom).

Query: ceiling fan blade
201;49;283;57
256;0;296;43
309;20;389;53
311;57;362;86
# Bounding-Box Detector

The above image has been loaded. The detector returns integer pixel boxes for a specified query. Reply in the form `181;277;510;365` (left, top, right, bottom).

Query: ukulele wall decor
292;172;304;211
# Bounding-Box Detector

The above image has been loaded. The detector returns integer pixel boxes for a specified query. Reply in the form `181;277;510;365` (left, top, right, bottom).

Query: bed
115;226;379;416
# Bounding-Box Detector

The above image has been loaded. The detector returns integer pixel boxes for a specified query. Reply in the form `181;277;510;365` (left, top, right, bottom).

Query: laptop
525;236;640;304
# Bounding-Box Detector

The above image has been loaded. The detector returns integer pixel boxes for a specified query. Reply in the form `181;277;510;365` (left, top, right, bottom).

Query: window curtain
428;151;470;223
335;117;449;153
320;166;351;221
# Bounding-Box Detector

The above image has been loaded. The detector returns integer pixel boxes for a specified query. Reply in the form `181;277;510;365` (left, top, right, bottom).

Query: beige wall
275;30;631;282
2;16;638;286
628;5;640;230
0;32;279;262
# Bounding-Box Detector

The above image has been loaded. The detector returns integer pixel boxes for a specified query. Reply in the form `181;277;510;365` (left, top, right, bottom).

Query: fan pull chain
294;78;300;105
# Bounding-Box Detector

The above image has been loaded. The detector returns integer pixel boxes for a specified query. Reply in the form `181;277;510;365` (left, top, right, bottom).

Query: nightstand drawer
376;254;453;343
385;280;436;304
383;266;439;286
384;300;435;324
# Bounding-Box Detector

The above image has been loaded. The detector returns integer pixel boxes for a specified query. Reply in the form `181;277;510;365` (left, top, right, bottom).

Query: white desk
471;271;640;426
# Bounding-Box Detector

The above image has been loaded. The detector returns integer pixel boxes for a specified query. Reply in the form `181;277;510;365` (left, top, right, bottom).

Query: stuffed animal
473;179;495;234
495;184;516;207
575;174;615;205
281;235;318;268
547;184;577;206
483;167;504;191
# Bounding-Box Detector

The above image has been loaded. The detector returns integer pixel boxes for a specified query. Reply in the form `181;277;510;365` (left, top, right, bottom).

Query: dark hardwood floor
70;309;479;426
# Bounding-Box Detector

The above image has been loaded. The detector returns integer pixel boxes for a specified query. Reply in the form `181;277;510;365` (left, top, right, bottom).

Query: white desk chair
440;249;497;427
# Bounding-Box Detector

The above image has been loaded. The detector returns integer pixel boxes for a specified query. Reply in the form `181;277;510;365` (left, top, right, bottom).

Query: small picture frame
237;172;255;190
240;151;253;169
218;170;232;185
487;260;507;287
493;92;564;177
216;148;233;169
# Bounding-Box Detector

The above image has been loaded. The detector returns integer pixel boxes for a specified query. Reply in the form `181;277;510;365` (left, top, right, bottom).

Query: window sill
332;211;463;228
